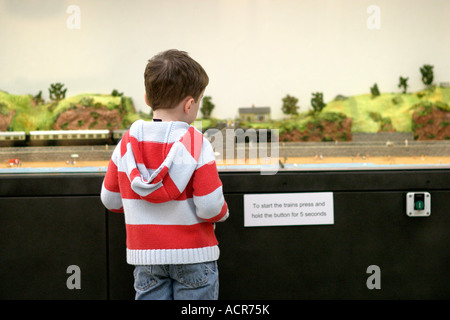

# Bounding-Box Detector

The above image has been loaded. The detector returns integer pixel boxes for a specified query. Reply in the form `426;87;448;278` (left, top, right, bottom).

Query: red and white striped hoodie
101;119;229;265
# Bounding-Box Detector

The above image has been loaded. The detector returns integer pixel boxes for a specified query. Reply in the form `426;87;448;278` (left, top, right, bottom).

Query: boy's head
144;49;209;111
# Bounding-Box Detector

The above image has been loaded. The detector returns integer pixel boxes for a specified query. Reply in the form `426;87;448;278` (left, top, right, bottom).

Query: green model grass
0;90;148;132
322;86;449;133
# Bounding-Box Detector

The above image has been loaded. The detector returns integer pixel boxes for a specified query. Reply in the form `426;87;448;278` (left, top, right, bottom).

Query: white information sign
244;192;334;227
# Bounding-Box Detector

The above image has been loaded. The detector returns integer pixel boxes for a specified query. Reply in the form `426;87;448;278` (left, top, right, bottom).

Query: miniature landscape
1;64;449;171
1;64;449;142
2;85;448;141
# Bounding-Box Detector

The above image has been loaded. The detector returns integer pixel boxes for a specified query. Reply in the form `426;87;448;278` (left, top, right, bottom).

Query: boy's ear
144;94;150;106
183;96;195;114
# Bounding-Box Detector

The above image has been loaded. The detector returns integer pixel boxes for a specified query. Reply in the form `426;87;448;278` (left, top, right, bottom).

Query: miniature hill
274;112;353;142
412;101;450;140
0;90;151;132
244;86;450;142
323;86;449;133
323;86;450;140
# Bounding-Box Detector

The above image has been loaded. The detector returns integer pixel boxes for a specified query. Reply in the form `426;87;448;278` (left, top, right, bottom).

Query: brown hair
144;49;209;110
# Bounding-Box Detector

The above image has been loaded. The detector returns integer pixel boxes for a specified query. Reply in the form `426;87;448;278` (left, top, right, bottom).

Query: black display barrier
0;169;449;300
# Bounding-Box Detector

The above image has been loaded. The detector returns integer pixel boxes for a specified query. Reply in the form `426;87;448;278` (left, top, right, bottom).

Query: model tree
200;96;215;119
111;89;124;97
281;94;299;116
398;76;409;94
49;82;67;102
370;83;380;98
311;92;325;113
32;90;45;105
420;64;434;87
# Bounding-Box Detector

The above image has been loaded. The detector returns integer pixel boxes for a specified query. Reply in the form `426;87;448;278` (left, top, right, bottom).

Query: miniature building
238;105;271;122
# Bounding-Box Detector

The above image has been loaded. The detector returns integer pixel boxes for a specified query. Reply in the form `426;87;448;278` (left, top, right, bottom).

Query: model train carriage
111;129;127;143
0;129;129;147
0;131;27;147
29;130;111;146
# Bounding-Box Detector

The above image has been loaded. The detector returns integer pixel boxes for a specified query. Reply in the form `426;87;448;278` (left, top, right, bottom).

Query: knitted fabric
101;120;228;265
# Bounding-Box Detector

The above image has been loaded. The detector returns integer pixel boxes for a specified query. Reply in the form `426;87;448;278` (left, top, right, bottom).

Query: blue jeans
133;261;219;300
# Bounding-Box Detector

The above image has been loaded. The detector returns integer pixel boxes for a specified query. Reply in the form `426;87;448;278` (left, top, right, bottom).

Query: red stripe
125;223;218;250
129;167;141;182
118;171;141;200
103;159;120;192
179;127;203;161
192;161;223;196
130;135;144;165
179;178;194;200
129;137;174;169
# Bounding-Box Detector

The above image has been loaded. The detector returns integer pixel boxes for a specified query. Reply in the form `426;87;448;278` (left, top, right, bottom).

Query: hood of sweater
122;119;203;203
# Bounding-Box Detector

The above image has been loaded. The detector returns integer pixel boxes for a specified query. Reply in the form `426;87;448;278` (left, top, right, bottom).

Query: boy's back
101;119;228;265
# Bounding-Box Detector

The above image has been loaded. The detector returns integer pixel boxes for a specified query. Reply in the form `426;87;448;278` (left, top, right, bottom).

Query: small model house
238;105;271;122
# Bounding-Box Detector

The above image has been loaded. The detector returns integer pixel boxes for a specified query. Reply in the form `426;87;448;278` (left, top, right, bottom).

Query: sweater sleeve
192;138;229;223
101;145;124;213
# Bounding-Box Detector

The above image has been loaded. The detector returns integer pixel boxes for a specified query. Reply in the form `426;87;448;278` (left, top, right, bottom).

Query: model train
0;127;276;147
0;129;127;147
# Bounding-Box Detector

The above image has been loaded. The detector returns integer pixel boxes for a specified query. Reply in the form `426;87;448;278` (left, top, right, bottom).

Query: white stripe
129;120;191;143
121;141;138;178
197;138;216;165
169;143;197;191
122;198;203;225
100;185;123;211
136;163;150;181
193;186;225;220
127;246;219;265
110;143;121;167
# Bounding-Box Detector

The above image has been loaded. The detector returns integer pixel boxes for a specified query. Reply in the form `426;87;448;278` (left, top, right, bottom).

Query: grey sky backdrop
1;0;449;119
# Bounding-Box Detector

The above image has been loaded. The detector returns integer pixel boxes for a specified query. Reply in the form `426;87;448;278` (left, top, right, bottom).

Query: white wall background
1;0;449;119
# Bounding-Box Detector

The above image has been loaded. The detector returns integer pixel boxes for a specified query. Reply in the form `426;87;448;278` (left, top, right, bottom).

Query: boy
101;49;229;300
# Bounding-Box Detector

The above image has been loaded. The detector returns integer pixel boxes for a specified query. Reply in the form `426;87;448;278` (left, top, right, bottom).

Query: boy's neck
152;108;188;123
